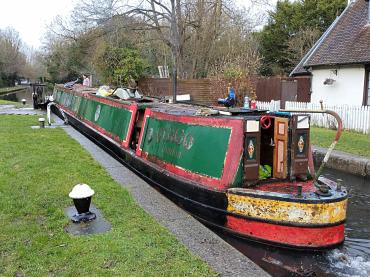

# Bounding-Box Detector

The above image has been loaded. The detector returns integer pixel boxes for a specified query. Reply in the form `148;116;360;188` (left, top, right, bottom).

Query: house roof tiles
291;0;370;76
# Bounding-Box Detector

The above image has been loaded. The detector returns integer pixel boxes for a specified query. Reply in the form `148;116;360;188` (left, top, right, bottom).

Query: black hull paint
54;108;342;251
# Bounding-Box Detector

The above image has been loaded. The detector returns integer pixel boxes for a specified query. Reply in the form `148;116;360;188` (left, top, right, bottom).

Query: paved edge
0;106;45;115
313;146;370;178
61;124;269;277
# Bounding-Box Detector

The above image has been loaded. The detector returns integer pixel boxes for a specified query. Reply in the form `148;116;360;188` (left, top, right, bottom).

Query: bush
223;65;244;79
98;47;148;86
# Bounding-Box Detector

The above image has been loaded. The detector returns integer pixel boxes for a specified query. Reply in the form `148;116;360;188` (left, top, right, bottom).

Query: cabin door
273;117;288;179
290;115;310;179
244;120;261;185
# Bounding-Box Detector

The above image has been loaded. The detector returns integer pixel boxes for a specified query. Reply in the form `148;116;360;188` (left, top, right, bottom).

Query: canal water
217;169;370;277
0;87;33;104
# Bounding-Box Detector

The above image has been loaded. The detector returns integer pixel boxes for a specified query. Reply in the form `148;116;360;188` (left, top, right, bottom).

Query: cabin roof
151;105;268;118
58;84;267;118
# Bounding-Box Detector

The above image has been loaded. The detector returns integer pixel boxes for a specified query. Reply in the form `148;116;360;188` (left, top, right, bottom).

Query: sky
0;0;277;49
0;0;75;48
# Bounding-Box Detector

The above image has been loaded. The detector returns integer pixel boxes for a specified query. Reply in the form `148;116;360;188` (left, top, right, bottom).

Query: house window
367;72;370;105
365;70;370;106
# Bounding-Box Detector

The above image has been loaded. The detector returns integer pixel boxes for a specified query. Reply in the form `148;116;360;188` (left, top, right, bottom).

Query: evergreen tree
259;0;346;76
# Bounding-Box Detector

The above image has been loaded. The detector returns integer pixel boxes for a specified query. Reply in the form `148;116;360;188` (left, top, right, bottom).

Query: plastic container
250;100;257;109
244;96;250;109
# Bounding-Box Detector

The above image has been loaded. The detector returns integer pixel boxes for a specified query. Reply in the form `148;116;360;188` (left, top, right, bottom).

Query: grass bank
311;127;370;158
0;86;26;96
0;99;22;107
0;115;216;276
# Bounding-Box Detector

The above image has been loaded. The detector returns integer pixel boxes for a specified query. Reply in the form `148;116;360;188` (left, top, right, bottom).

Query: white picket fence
256;101;370;134
256;100;281;112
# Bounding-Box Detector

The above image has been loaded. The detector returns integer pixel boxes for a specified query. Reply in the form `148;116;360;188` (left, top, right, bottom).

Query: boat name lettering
162;146;182;159
155;127;194;150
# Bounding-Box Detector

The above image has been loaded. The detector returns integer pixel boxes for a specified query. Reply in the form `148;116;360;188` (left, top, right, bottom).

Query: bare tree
61;0;184;102
287;27;321;68
123;0;185;102
0;28;25;75
45;0;267;88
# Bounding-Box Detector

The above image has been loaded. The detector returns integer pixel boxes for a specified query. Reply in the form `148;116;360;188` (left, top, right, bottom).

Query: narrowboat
51;84;348;250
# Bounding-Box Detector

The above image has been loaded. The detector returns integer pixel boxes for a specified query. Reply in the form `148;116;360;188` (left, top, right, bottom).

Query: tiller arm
280;101;343;190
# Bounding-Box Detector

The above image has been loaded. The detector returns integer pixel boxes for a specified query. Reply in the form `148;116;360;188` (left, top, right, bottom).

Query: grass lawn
0;99;22;107
311;127;370;158
0;115;216;276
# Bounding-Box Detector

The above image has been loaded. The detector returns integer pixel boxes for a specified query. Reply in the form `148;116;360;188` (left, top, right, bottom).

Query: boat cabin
52;84;347;250
53;85;311;190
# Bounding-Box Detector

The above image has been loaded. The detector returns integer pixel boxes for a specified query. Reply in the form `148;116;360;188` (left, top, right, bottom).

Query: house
291;0;370;106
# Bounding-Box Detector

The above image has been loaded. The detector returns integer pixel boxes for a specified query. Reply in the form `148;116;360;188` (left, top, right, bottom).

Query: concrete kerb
313;146;370;178
367;162;370;177
62;125;269;277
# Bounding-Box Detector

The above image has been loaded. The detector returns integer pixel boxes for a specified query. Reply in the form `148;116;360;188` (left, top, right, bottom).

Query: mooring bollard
38;118;45;128
69;184;96;223
297;184;303;197
337;179;343;192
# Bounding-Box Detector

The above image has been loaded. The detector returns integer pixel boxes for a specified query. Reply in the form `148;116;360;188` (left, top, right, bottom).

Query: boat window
130;109;146;150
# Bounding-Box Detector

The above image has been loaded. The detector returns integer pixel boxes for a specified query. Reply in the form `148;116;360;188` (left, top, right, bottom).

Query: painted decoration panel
83;100;132;141
297;133;307;156
140;117;231;179
57;93;132;142
277;140;284;173
278;122;285;135
245;137;257;161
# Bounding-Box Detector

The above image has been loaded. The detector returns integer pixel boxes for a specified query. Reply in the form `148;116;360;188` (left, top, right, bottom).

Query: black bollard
39;118;45;128
69;184;96;223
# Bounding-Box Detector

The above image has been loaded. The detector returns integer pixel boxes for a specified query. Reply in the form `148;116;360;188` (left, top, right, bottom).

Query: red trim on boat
81;118;122;144
226;216;345;248
256;180;317;194
136;108;151;156
58;102;136;149
84;94;138;148
86;94;131;109
122;105;137;148
143;152;224;189
136;109;244;190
